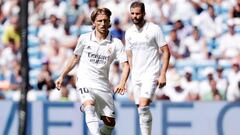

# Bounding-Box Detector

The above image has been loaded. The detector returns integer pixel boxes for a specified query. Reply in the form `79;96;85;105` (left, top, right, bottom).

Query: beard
99;29;108;35
131;17;144;25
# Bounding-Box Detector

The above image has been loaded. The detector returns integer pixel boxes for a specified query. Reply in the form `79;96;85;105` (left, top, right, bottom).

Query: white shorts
76;87;115;118
133;80;158;105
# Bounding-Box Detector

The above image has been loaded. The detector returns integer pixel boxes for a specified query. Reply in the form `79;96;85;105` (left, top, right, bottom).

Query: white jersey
73;31;127;92
125;22;167;83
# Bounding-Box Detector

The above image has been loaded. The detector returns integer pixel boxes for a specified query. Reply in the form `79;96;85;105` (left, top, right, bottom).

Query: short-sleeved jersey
74;31;127;92
125;22;167;82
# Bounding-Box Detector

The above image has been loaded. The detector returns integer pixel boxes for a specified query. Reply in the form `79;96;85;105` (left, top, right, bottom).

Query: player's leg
78;87;100;135
133;83;141;105
84;101;100;135
138;98;152;135
94;90;116;135
132;83;152;135
138;80;157;135
100;116;115;135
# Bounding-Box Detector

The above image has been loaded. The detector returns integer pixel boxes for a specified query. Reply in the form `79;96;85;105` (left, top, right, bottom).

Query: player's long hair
90;8;112;29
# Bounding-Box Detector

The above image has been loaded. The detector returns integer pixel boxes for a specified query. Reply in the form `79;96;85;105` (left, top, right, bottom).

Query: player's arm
125;31;132;69
126;50;132;69
55;54;80;90
158;44;170;88
114;61;130;95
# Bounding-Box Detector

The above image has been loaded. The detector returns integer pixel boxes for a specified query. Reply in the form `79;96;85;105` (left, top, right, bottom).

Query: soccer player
55;8;130;135
125;2;170;135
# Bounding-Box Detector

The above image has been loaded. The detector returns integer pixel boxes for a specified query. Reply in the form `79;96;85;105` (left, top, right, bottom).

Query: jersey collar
133;21;149;32
90;30;112;44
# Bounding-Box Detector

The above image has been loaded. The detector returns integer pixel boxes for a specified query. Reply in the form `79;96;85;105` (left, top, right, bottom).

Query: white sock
100;125;114;135
85;106;100;135
138;106;152;135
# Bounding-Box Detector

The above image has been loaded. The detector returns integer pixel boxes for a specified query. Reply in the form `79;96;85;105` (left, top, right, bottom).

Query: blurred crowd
0;0;240;102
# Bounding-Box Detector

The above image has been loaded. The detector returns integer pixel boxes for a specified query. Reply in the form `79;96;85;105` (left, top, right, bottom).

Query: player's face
130;7;145;25
93;14;110;34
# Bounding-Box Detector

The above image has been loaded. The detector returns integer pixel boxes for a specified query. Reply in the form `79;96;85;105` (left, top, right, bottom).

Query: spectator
155;58;176;100
8;59;21;90
0;59;21;91
167;28;182;59
165;74;189;102
59;24;78;49
229;0;240;18
42;0;66;19
202;79;222;101
62;0;82;26
1;0;20;17
38;14;65;44
189;0;204;15
42;38;70;76
194;4;224;40
78;0;98;26
143;0;164;24
102;0;128;24
174;20;192;41
227;78;240;101
200;67;224;101
28;0;45;27
180;26;208;60
169;0;196;23
37;62;55;91
215;66;228;99
1;15;20;48
218;21;240;59
199;67;215;99
181;67;200;101
110;18;125;43
1;38;20;68
161;0;175;24
226;60;240;87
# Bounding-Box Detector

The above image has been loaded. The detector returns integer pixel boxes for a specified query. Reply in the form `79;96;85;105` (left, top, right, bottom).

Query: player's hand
158;74;166;88
55;76;64;90
114;84;126;95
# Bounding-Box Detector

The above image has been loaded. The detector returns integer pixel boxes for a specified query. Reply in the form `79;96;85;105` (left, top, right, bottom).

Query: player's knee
139;98;151;107
138;106;152;124
83;100;95;107
101;116;115;127
85;106;98;123
100;117;115;135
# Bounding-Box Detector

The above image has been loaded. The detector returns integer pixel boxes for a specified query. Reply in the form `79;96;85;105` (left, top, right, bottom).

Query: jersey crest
107;47;112;55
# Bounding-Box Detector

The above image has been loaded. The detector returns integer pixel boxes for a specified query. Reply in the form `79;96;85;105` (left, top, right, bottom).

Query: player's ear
108;23;112;28
92;23;96;30
143;12;146;17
